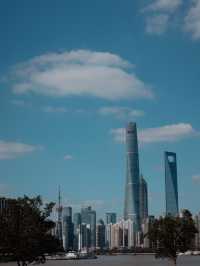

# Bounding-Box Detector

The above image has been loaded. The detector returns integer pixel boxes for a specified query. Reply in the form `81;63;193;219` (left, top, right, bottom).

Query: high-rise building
105;219;141;249
106;213;117;224
96;219;106;250
80;223;91;250
62;207;74;251
56;187;63;242
81;206;96;250
139;175;148;222
193;213;200;250
124;122;140;231
73;212;81;250
141;216;155;248
165;152;179;216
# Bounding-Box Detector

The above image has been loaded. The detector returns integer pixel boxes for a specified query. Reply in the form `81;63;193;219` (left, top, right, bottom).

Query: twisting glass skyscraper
165;151;179;216
124;122;140;231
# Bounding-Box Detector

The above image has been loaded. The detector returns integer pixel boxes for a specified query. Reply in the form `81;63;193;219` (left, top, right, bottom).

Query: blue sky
0;0;200;220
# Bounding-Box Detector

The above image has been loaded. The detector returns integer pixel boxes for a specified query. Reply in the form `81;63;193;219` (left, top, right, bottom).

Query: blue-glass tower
165;151;179;216
124;122;140;231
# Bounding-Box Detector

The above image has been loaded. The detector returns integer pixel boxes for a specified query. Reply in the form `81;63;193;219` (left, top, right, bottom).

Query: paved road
1;255;200;266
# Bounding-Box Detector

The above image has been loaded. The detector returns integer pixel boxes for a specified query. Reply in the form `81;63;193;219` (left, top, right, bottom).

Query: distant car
193;251;200;256
178;252;184;256
184;250;193;255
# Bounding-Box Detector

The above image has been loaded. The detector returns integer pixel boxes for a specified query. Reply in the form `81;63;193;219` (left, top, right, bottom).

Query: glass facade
106;213;117;224
165;151;179;216
139;175;148;222
62;207;74;251
81;206;96;249
124;122;140;231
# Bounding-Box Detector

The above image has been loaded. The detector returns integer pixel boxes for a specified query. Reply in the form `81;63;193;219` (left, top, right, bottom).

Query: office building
140;175;148;222
62;207;74;251
81;206;96;249
73;212;81;250
165;152;179;216
141;216;155;248
106;213;117;224
96;219;106;250
124;122;140;231
193;213;200;250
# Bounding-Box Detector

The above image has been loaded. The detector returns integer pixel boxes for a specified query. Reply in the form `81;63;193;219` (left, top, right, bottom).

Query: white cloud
184;0;200;40
110;123;197;144
98;106;144;119
43;106;68;113
146;14;169;34
110;128;126;143
11;99;26;106
142;0;182;35
192;174;200;182
139;123;197;143
9;50;153;101
0;140;43;159
64;154;73;160
144;0;182;13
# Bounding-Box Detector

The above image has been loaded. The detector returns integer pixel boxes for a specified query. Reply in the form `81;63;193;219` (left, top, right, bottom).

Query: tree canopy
0;195;62;266
147;210;198;265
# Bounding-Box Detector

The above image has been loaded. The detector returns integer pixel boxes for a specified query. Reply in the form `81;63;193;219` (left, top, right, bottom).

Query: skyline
0;0;200;219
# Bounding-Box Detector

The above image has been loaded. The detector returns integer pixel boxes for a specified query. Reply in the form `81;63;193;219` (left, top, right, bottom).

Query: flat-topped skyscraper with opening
124;122;140;231
165;151;179;217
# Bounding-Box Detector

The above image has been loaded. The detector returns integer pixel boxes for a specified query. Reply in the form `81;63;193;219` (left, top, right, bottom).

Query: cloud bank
9;50;153;101
142;0;182;35
0;140;43;159
98;106;144;120
144;0;182;13
184;0;200;40
111;123;197;144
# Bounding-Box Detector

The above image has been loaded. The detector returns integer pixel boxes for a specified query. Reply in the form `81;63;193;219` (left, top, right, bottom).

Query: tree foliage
147;210;198;265
0;196;62;266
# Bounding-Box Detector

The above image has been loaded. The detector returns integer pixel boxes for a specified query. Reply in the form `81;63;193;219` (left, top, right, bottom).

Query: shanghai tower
124;122;140;231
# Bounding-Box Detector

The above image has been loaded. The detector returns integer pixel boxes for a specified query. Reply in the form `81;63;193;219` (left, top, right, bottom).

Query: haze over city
0;0;200;220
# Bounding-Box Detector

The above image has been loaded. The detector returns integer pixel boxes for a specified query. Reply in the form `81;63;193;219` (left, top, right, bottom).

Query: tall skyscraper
139;175;148;222
106;213;117;224
73;212;81;250
56;186;63;242
165;151;179;216
124;122;140;231
62;207;74;251
96;219;106;250
81;206;96;249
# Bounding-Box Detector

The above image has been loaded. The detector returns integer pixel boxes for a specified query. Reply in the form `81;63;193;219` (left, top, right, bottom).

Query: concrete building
105;219;141;249
141;216;155;248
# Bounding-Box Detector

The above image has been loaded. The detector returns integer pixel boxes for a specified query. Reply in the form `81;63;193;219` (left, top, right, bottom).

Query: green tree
147;210;198;265
0;196;62;266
